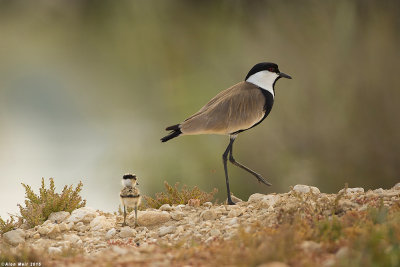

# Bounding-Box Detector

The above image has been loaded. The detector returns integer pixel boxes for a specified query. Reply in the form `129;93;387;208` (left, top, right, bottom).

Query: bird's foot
227;199;236;205
255;174;272;186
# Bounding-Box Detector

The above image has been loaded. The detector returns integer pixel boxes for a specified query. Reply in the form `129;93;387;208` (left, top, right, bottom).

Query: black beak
279;72;292;79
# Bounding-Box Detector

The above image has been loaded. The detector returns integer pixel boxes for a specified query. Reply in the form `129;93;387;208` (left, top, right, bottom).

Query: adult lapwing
161;62;291;205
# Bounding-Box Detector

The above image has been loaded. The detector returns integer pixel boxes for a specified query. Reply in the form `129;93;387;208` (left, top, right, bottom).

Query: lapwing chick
161;62;292;205
120;173;141;227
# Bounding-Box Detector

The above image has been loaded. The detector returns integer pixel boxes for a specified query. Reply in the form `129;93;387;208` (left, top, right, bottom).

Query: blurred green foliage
0;0;399;207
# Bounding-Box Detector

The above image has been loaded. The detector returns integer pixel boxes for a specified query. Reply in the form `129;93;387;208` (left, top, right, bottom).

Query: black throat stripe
120;194;140;198
230;88;274;135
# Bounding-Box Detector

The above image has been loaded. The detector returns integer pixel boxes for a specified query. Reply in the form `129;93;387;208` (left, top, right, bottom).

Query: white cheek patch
122;179;133;187
246;71;278;97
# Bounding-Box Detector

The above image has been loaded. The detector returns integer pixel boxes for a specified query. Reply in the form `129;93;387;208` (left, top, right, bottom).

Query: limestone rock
105;228;117;240
3;229;25;246
248;193;280;207
300;240;322;252
210;229;221;236
134;211;171;226
339;188;364;194
119;226;136;238
158;226;176;237
227;207;244;218
200;210;217;220
293;185;320;194
171;211;184;221
393;182;400;191
38;223;60;238
48;211;70;223
202;202;213;208
63;233;81;244
66;207;98;224
90;215;113;231
159;204;172;211
257;262;289;267
48;247;62;255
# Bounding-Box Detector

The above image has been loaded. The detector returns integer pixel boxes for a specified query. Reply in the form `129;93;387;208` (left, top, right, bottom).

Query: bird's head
245;62;291;94
122;173;138;187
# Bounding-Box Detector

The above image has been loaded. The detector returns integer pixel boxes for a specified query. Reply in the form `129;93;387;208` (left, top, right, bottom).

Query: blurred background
1;0;399;218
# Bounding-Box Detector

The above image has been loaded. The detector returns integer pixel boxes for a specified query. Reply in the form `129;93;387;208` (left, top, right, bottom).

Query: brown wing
180;81;266;135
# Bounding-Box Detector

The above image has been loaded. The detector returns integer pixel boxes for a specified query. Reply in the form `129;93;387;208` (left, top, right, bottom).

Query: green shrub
142;181;217;209
18;178;86;227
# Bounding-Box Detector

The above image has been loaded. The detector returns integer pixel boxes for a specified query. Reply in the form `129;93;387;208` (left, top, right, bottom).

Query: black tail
161;124;182;142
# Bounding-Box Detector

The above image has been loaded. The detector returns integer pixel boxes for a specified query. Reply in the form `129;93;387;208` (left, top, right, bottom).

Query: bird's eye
268;67;275;72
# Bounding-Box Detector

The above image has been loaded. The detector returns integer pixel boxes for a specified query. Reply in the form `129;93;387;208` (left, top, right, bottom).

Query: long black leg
223;136;235;205
229;138;272;186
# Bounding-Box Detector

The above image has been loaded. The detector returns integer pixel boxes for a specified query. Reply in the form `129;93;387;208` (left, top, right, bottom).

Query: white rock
300;240;322;252
66;207;98;224
202;202;212;208
373;188;385;194
48;247;62;255
59;222;69;232
63;233;81;244
210;229;221;236
336;246;349;258
158;226;176;237
48;211;70;223
3;229;25;246
200;210;217;220
134;211;171;226
90;216;113;231
228;218;238;225
293;185;320;194
393;183;400;191
248;193;265;202
159;204;172;211
119;226;136;238
339;188;364;194
38;223;60;237
227;208;244;218
105;228;117;240
112;246;129;255
171;212;184;221
248;194;280;207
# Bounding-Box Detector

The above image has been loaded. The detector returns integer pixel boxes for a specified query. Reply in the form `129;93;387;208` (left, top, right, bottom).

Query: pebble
160;204;172;211
90;215;113;231
67;207;98;224
210;229;221;236
393;183;400;191
119;226;137;238
105;228;117;240
63;233;81;244
171;211;185;221
48;246;62;255
339;187;364;194
134;211;171;226
158;226;176;237
293;184;321;194
200;210;217;220
48;211;70;223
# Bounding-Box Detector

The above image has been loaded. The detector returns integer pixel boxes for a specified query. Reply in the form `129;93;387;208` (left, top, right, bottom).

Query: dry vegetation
0;178;86;233
141;181;218;209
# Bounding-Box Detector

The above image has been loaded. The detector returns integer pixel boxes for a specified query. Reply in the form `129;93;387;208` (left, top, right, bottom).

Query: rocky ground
1;183;400;266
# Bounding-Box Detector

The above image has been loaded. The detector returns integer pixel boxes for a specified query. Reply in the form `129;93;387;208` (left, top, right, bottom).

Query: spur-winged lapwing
161;62;291;205
120;173;141;227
